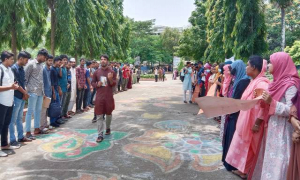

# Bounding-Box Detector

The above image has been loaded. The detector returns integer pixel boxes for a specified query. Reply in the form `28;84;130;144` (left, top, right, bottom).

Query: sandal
232;170;247;179
96;136;104;143
26;134;36;140
105;129;111;135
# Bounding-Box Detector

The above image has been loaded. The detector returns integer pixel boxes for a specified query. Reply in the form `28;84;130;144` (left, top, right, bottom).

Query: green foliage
223;0;237;57
177;59;185;72
232;0;268;60
176;0;208;60
285;40;300;64
161;27;181;56
140;74;155;79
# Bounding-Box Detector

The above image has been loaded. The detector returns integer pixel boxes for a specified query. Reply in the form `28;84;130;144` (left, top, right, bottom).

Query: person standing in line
155;67;158;82
61;60;72;119
24;49;48;139
162;67;165;82
182;62;193;104
122;64;129;91
90;60;97;106
76;58;87;113
158;67;162;81
49;56;64;127
67;58;77;115
127;66;133;89
83;61;93;111
9;51;32;148
137;67;141;84
0;51;20;157
40;54;53;133
58;55;70;119
92;55;116;143
117;63;123;92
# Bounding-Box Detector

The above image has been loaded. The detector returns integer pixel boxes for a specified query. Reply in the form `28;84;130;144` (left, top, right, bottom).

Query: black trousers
137;78;140;83
155;75;158;82
90;89;96;105
0;104;13;146
76;89;85;110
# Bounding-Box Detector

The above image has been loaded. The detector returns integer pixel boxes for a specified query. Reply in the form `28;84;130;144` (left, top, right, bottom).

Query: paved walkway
0;74;239;180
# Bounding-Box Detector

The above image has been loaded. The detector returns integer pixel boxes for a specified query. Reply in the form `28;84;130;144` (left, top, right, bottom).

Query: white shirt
155;69;158;75
0;64;15;106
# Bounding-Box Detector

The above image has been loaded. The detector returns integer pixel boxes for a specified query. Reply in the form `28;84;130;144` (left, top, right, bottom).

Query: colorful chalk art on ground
123;120;223;173
36;129;128;162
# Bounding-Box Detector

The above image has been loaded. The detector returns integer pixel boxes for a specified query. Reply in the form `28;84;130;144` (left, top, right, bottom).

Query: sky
123;0;196;27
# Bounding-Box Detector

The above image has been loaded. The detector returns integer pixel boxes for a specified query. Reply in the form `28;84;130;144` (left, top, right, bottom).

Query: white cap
70;58;76;62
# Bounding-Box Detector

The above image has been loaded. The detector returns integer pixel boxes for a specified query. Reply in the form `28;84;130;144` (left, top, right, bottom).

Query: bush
140;74;155;79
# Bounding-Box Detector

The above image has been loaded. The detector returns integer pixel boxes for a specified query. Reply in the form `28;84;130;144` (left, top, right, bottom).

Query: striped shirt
25;59;44;96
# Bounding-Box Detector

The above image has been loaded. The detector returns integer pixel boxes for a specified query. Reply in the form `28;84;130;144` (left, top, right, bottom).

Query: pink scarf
237;60;270;142
222;65;232;97
268;52;300;101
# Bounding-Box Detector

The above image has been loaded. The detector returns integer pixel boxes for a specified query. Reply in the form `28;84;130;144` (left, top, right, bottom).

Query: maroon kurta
92;67;116;115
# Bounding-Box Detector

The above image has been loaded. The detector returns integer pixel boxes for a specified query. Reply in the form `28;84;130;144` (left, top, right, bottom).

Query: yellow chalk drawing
200;154;222;165
142;113;162;119
41;136;84;153
136;146;172;161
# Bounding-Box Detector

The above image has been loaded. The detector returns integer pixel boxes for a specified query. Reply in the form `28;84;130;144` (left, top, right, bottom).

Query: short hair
1;51;14;62
60;54;68;60
37;49;48;57
54;56;62;62
80;58;85;62
86;61;92;66
186;62;191;65
249;55;263;72
100;54;109;61
47;54;54;59
198;61;203;65
92;60;96;63
18;51;31;60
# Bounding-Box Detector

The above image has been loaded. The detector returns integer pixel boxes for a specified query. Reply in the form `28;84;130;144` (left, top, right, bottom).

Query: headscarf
268;52;300;101
214;65;221;82
222;65;232;97
231;60;249;95
225;61;232;65
204;63;211;70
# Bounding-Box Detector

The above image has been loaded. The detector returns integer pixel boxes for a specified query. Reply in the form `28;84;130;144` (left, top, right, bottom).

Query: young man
9;51;32;148
59;55;70;119
68;58;77;115
117;63;123;92
92;55;116;143
40;55;53;132
122;64;129;91
0;51;19;157
63;60;72;117
90;61;97;106
154;67;158;82
83;61;93;111
50;56;64;127
76;58;87;113
25;49;48;139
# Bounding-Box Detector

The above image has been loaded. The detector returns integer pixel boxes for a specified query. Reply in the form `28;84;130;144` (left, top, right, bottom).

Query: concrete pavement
0;74;239;180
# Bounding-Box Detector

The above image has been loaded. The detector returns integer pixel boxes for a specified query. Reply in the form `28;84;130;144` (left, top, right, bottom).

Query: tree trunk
50;0;56;56
11;12;17;62
281;7;286;51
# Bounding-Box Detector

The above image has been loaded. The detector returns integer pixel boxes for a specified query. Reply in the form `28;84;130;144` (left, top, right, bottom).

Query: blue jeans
25;93;43;132
50;89;60;124
9;97;25;142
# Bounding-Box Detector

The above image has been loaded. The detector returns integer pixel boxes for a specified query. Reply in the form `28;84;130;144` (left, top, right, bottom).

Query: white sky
123;0;196;27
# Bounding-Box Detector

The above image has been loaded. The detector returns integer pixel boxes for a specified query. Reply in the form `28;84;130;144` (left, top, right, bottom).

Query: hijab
231;60;249;95
268;52;300;101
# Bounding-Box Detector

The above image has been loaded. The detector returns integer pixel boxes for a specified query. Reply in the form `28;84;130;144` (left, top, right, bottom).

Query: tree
232;0;268;60
223;0;237;58
204;0;226;62
161;27;181;56
270;0;293;50
285;40;300;64
0;0;47;60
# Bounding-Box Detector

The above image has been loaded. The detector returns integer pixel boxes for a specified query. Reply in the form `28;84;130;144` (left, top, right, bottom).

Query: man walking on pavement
92;54;116;143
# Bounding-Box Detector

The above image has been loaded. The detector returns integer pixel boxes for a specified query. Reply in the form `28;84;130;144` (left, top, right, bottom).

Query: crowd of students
0;49;139;157
180;52;300;180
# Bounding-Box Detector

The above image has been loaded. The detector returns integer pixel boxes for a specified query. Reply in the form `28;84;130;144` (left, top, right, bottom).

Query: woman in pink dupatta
225;56;270;179
222;65;232;97
251;52;300;180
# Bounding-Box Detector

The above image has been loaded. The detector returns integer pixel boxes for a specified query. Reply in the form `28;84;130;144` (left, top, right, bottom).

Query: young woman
222;60;251;172
225;56;270;179
251;52;300;180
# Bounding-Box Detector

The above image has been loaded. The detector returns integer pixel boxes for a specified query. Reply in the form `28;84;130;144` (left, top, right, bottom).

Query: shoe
96;136;104;143
92;117;97;123
189;101;193;104
2;145;20;150
105;129;111;135
50;123;60;127
18;137;32;142
56;119;65;124
184;101;187;103
0;150;8;157
10;141;21;148
25;134;36;140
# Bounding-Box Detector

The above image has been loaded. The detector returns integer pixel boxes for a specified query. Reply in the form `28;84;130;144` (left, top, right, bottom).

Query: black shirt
50;66;59;90
11;63;25;99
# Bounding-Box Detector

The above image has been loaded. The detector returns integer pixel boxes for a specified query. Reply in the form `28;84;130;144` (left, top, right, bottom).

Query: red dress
127;71;132;89
92;68;116;115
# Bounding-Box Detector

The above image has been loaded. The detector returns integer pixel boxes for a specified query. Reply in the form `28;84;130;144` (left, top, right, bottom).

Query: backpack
0;66;4;86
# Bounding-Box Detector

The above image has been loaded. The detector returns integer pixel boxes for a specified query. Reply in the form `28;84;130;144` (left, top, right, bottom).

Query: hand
67;83;70;89
23;93;29;100
53;92;56;101
252;124;260;133
97;81;102;87
291;116;300;133
58;89;62;97
262;91;272;104
90;87;93;92
84;85;87;89
11;82;19;90
108;72;113;80
292;131;300;143
254;89;264;98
